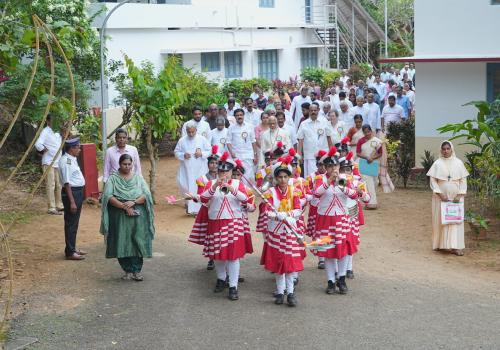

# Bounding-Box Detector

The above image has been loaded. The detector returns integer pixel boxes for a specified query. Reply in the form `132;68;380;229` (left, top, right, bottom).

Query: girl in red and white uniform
232;159;255;256
260;157;303;307
188;145;219;270
194;152;250;301
305;149;328;269
256;142;285;235
339;152;370;280
313;146;359;295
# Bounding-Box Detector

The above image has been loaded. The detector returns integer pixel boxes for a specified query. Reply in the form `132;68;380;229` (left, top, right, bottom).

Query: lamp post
384;0;388;57
99;0;134;156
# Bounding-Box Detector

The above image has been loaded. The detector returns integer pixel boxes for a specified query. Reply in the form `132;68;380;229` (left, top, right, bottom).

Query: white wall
96;0;313;29
415;62;486;138
414;0;500;56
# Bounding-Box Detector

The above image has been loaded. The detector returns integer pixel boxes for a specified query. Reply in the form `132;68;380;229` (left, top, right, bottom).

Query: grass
0;211;39;226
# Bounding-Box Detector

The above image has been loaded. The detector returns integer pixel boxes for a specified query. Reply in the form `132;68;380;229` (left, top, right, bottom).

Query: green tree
124;55;187;201
0;0;101;133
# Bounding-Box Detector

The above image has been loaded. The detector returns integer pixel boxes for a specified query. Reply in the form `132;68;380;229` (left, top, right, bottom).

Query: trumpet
220;185;230;195
337;174;348;188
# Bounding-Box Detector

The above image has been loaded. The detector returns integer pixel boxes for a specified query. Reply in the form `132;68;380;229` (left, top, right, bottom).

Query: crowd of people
32;63;469;304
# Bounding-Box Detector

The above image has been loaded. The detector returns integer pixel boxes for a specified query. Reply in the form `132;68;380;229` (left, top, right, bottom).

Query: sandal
121;273;133;280
132;272;144;281
453;249;464;256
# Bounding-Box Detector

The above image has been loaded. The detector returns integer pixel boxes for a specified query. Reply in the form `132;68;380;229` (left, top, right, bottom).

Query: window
258;50;278;80
300;48;318;69
487;63;500;102
224;51;242;78
492;0;500;4
201;52;220;72
259;0;275;8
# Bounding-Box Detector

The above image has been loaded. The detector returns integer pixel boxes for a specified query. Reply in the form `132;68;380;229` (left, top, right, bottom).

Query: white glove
267;211;277;219
277;212;287;221
285;216;297;227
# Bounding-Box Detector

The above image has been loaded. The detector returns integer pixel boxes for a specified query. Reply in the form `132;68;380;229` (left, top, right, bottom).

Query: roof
160;44;325;54
379;55;500;63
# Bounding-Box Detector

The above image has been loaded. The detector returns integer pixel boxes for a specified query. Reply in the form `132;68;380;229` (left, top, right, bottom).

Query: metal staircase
306;0;385;69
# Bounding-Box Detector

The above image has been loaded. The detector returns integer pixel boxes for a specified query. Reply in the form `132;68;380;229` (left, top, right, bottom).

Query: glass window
201;52;220;72
258;50;278;80
300;48;318;69
487;63;500;102
259;0;275;8
491;0;500;4
224;51;242;78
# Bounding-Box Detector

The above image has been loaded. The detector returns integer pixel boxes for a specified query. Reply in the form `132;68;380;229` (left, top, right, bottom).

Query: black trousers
62;187;84;256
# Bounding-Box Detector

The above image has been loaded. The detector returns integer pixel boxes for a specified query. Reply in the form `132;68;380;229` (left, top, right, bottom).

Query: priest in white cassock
181;106;211;140
175;121;211;215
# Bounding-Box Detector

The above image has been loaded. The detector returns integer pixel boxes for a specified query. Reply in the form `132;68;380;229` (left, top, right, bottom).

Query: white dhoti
241;158;256;187
303;160;317;178
362;174;378;208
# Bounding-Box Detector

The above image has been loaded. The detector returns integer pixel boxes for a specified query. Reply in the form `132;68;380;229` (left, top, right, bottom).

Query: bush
386;118;415;187
321;70;342;91
348;63;373;83
77;114;101;149
221;78;272;104
300;67;326;85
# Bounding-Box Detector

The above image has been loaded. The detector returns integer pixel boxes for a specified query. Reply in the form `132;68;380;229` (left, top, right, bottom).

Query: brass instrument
220;185;230;195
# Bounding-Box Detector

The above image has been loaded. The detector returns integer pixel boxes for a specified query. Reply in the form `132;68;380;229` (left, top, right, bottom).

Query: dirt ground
2;157;500;348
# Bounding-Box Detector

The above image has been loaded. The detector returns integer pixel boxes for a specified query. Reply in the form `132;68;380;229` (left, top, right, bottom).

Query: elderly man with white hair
174;121;211;215
338;101;355;130
319;101;331;121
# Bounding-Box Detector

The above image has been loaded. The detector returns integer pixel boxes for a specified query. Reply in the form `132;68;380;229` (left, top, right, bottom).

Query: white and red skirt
311;214;351;259
305;204;317;237
260;225;304;274
256;202;268;234
346;216;360;255
203;218;248;260
242;214;254;254
357;202;365;226
188;205;208;245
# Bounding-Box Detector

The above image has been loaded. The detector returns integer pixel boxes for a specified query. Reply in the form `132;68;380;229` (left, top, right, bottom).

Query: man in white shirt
59;137;86;260
400;63;411;80
224;98;240;117
319;101;331;121
34;115;64;215
351;96;368;121
276;111;297;149
275;102;294;128
403;83;415;112
380;67;390;82
289;86;312;130
181;107;211;140
381;95;404;132
310;91;324;111
332;91;353;112
297;104;333;176
340;70;350;84
370;75;386;101
208;117;229;153
408;63;416;81
363;93;382;132
244;97;262;127
103;128;142;183
338;102;355;130
227;109;258;186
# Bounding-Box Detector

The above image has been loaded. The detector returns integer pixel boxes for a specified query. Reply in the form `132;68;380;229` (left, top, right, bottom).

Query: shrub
386;118;415;187
221;78;271;104
321;70;342;91
300;67;326;85
348;63;373;83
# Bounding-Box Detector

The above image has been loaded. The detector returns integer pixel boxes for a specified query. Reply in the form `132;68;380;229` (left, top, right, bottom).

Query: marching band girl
194;152;251;301
260;157;304;307
313;147;358;295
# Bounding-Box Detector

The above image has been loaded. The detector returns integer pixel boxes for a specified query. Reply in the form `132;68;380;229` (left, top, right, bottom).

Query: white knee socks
226;259;240;288
337;255;348;277
214;260;227;281
325;258;337;282
276;273;295;294
347;254;353;271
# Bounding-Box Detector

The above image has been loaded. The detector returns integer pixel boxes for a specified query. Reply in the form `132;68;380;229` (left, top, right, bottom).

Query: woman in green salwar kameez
100;154;155;281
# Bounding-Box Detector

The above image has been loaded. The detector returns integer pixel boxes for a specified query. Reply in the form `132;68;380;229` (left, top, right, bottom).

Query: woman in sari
376;131;395;194
100;154;155;281
356;125;382;209
347;114;365;152
427;141;469;256
255;112;270;167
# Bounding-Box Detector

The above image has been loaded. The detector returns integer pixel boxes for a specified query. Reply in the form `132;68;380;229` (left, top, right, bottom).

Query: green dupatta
100;172;155;239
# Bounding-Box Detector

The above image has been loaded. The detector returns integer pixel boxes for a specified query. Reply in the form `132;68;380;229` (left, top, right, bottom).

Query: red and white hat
272;155;293;177
218;151;235;171
320;146;340;165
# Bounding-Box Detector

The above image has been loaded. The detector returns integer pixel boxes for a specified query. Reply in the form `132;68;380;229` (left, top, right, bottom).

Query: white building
381;0;500;159
92;0;383;109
